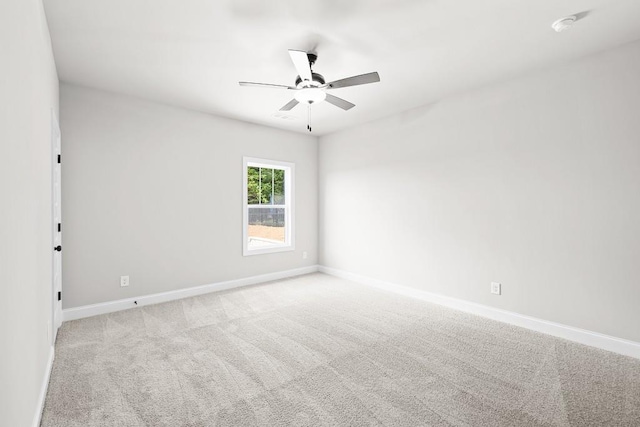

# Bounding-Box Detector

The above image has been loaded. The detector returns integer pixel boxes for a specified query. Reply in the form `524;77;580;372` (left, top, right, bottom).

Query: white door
51;111;62;343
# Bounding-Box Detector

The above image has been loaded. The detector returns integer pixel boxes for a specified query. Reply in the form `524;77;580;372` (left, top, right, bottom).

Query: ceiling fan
239;50;380;132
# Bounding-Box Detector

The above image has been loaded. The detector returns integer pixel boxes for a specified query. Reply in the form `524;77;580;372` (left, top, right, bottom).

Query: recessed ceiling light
552;16;577;33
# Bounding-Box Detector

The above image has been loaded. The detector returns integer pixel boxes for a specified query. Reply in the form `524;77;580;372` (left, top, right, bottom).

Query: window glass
243;158;294;255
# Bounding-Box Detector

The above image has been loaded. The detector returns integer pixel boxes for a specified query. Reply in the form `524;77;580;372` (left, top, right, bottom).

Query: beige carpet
42;273;640;426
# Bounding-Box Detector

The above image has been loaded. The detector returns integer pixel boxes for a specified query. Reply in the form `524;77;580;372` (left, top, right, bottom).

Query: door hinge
57;291;61;301
57;154;61;164
58;223;61;232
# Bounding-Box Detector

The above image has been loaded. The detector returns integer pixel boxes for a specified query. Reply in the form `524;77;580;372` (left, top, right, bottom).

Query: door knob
54;245;62;252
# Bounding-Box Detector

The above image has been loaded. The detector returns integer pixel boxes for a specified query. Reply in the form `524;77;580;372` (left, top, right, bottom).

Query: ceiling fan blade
239;81;295;89
288;50;312;82
327;72;380;89
280;99;299;111
325;93;355;111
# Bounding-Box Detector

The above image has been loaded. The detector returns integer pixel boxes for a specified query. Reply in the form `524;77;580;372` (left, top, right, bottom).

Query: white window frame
243;157;295;256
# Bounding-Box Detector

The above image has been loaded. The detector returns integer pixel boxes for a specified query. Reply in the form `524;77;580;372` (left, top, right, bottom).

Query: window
243;157;294;256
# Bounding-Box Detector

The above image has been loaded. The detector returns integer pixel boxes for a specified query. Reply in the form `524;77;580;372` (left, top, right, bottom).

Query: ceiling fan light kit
294;88;326;104
239;49;380;132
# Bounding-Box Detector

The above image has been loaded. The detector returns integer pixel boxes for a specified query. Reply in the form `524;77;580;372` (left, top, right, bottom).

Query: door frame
51;109;62;344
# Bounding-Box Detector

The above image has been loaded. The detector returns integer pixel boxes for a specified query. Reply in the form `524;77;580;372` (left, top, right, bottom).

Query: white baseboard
319;266;640;360
63;265;319;322
33;346;54;427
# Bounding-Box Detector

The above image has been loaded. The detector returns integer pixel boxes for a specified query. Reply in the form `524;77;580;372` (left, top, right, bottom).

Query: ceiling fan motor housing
295;72;325;87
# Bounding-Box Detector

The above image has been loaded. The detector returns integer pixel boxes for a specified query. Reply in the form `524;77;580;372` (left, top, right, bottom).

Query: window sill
243;244;295;257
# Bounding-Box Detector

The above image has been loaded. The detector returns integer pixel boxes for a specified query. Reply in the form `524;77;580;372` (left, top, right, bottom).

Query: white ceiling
44;0;640;136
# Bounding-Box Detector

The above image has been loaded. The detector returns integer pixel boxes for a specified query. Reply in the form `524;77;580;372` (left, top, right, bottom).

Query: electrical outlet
120;275;130;287
302;251;308;260
491;282;501;295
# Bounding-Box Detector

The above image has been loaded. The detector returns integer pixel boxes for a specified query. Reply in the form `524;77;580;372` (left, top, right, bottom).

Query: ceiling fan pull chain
307;104;312;132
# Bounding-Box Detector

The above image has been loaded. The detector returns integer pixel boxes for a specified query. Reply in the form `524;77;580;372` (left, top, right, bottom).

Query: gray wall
0;0;59;425
60;84;318;308
319;40;640;343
